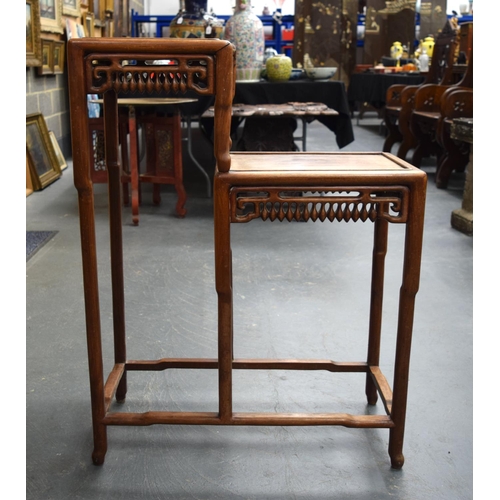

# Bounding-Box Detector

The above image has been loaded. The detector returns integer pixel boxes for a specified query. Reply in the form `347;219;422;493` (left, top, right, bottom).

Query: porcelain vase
223;0;265;82
390;41;403;59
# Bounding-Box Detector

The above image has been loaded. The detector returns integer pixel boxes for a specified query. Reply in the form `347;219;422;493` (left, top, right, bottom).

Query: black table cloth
142;79;354;150
233;80;354;149
176;80;353;150
347;72;426;110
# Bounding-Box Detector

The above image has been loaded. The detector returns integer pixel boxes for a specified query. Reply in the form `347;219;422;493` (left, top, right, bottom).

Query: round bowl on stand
305;67;338;80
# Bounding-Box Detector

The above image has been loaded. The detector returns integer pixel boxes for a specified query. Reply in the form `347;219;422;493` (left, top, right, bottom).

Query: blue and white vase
223;0;265;82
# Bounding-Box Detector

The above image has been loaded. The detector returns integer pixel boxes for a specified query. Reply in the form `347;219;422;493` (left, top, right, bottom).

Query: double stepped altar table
67;37;426;470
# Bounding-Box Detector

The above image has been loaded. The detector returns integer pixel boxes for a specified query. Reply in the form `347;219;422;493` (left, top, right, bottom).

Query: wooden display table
202;102;339;151
68;37;426;470
90;97;197;224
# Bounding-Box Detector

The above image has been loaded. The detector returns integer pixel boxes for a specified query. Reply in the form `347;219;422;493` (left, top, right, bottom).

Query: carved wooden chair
383;21;458;160
433;87;473;188
68;38;427;470
409;34;473;184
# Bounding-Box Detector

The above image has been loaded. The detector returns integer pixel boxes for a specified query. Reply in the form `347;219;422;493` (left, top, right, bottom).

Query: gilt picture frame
53;40;65;73
37;38;54;75
40;0;64;34
26;0;43;67
91;0;105;27
62;0;81;17
26;113;62;190
49;131;68;171
83;12;95;36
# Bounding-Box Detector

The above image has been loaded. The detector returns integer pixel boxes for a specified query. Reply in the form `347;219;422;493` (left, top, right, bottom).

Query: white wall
444;0;473;15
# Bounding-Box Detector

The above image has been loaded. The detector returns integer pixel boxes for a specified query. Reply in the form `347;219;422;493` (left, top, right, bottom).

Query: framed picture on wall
26;113;62;190
104;11;113;37
91;0;105;27
40;0;64;33
83;12;95;36
53;40;65;73
26;0;43;67
37;39;54;75
62;0;81;17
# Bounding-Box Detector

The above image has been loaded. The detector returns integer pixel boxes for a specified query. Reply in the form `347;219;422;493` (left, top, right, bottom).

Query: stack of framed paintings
26;113;66;191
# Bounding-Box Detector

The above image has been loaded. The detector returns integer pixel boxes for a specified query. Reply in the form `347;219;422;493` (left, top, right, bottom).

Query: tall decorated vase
223;0;264;82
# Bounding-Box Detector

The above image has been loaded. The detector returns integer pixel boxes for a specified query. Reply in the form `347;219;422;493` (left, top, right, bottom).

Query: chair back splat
68;38;426;470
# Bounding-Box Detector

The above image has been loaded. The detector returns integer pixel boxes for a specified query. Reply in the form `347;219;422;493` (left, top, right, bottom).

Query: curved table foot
390;452;405;470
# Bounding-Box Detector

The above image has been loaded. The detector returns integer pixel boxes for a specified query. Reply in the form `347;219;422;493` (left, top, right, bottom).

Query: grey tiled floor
26;115;472;499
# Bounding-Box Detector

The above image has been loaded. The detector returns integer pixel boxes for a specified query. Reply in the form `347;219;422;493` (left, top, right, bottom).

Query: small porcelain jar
419;36;435;58
390;41;403;60
266;54;292;82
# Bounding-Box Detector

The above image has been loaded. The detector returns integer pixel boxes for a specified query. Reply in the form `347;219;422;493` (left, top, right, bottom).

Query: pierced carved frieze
230;186;409;224
84;54;216;95
92;129;106;172
452;99;467;113
389;88;403;101
422;96;435;107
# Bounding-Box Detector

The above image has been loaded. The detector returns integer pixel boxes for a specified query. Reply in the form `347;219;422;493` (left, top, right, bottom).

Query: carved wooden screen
362;0;416;65
418;1;447;42
293;0;358;86
113;0;130;37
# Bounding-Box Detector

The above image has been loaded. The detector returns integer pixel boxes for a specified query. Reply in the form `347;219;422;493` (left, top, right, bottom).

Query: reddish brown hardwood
68;38;426;470
409;33;473;185
383;20;459;160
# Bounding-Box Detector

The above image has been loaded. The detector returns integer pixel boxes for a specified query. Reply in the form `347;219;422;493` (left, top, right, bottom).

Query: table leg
366;217;388;404
119;118;130;206
388;183;426;469
128;105;140;226
214;176;233;422
301;118;307;151
184;115;212;198
104;92;128;404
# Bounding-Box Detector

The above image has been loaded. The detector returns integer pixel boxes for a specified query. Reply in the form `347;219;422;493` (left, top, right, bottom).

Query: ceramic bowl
290;68;305;80
305;67;338;80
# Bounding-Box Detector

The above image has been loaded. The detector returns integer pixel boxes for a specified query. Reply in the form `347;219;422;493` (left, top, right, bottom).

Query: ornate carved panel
84;54;216;95
113;0;130;37
418;1;447;42
362;0;416;65
230;186;409;224
294;0;358;86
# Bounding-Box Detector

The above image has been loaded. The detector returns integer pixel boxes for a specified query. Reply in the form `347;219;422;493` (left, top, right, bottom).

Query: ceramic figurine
418;49;429;72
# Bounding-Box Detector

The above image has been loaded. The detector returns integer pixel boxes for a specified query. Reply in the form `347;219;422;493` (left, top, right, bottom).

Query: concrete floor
26;115;472;499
